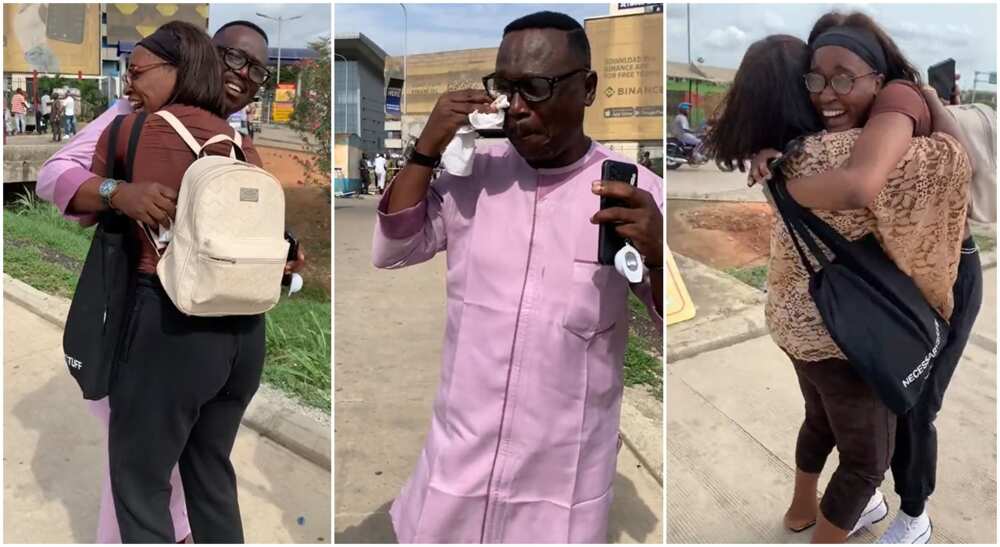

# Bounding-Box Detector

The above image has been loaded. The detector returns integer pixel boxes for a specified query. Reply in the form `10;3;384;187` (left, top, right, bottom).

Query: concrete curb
619;386;663;485
666;254;770;363
667;250;997;364
2;275;331;470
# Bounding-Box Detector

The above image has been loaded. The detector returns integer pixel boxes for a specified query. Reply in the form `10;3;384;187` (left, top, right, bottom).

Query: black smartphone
281;230;299;286
597;160;639;265
928;58;956;104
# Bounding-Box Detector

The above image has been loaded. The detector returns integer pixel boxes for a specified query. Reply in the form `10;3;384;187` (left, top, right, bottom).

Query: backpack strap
154;109;247;161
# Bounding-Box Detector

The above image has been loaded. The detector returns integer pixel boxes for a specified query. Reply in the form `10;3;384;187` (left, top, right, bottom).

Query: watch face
99;179;116;198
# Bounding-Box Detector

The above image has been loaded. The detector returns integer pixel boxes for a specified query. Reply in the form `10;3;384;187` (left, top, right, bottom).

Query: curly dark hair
702;35;823;171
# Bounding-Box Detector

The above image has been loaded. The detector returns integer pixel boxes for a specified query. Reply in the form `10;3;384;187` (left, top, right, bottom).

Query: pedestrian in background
359;153;371;194
374;152;387;193
11;88;28;134
245;101;257;138
50;92;63;142
41;92;52;133
61;92;77;137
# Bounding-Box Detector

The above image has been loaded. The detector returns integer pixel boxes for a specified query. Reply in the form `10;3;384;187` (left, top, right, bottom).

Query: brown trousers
792;357;896;531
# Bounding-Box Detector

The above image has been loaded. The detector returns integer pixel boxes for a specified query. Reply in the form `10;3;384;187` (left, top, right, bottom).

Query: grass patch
974;234;996;254
263;286;331;412
624;292;663;400
624;335;662;400
4;195;331;412
726;265;768;291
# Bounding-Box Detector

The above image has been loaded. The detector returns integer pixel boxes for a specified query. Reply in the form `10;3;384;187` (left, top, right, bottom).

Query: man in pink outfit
374;11;664;543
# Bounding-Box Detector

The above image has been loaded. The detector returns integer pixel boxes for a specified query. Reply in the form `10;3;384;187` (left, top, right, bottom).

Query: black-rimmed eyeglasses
217;46;271;85
803;71;879;95
483;68;591;103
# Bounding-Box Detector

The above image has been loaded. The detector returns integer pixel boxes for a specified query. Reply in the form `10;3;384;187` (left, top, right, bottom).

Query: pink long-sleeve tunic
373;141;663;543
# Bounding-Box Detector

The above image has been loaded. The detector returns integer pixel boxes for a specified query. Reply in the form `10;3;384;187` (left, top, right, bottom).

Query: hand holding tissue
441;94;510;177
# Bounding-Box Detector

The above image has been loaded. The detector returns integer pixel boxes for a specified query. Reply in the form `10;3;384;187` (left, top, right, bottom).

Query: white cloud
702;25;748;51
763;11;786;33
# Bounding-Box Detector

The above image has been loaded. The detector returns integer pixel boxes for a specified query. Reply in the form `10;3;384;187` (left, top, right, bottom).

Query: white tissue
287;273;304;296
441;94;509;177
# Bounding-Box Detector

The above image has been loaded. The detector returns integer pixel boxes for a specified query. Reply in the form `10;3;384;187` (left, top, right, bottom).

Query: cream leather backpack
151;110;289;316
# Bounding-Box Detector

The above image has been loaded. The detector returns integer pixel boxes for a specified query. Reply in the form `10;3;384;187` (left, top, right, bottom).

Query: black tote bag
767;175;947;415
63;112;146;399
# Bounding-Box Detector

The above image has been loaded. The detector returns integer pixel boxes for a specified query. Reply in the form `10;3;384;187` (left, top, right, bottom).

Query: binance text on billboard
584;11;664;142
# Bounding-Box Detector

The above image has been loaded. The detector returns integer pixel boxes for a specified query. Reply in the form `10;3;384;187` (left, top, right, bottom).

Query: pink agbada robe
373;141;663;543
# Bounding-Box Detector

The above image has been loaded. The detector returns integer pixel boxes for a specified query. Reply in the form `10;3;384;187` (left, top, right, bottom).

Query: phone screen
928;59;956;104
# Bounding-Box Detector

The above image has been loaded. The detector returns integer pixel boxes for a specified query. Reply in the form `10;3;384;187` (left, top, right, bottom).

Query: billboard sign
390;48;497;115
386;77;404;115
273;83;296;123
584;12;664;141
3;4;101;75
106;3;208;44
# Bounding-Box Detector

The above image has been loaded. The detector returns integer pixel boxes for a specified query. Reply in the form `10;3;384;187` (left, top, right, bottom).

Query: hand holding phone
597;160;639;265
928;58;956;104
282;230;301;287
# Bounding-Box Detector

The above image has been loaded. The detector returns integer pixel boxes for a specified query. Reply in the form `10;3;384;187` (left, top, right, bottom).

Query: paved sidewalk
666;263;997;543
666;164;765;203
334;195;663;543
3;297;331;543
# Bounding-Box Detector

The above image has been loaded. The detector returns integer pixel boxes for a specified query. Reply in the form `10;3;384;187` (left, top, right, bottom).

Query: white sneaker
849;490;889;536
877;509;932;544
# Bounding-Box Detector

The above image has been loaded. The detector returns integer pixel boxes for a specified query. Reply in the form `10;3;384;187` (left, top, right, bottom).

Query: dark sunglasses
803;71;879;95
482;68;591;103
217;46;271;85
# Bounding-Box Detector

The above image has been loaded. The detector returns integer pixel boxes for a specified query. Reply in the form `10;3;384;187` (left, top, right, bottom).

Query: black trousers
108;275;266;543
891;237;983;510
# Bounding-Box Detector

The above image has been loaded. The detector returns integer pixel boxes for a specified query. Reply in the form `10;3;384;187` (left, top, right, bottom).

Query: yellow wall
4;4;102;75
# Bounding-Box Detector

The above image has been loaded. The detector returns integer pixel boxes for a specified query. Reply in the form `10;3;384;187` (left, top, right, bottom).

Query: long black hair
703;35;823;171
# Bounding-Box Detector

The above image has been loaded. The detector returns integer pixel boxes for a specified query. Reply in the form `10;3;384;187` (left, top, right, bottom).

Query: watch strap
409;142;441;168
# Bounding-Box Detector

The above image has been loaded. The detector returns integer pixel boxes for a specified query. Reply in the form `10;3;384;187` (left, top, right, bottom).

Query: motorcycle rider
670;102;705;162
671;103;701;145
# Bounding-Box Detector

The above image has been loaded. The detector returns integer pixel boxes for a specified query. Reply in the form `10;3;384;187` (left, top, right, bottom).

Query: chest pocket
563;261;628;339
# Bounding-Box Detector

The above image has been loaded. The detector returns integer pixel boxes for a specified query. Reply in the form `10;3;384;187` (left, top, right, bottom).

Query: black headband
811;27;888;75
137;26;181;65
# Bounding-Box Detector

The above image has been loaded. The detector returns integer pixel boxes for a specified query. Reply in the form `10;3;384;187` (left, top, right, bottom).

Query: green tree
289;38;331;188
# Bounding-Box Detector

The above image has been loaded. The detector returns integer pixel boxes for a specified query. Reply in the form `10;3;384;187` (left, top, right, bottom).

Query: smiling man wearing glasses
373;10;663;543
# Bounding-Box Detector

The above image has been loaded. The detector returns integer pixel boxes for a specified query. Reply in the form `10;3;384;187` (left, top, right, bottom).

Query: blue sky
210;3;331;49
334;3;611;56
667;3;997;89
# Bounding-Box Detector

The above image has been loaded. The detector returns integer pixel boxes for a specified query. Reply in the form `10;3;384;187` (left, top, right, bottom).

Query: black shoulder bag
767;170;947;416
63;112;147;399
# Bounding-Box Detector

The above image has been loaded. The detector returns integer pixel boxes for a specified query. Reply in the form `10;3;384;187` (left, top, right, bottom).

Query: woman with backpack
704;13;973;544
53;21;270;543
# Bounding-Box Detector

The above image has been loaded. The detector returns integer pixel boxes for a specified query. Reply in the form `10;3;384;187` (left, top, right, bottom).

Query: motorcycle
665;136;708;170
666;134;737;172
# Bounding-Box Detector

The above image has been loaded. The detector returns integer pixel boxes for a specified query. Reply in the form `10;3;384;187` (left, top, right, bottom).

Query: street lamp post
256;11;303;91
400;3;408;150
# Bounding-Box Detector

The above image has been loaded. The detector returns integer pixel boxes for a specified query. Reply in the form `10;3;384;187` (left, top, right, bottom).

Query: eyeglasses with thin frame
803;71;879;95
123;61;172;87
217;46;271;85
482;68;591;103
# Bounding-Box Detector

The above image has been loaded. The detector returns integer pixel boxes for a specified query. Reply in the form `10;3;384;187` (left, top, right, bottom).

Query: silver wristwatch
98;178;120;210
